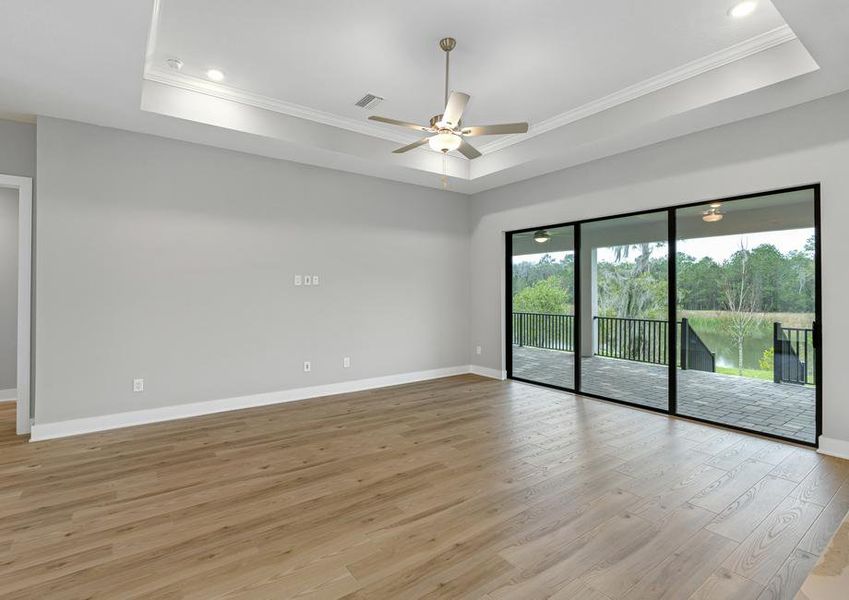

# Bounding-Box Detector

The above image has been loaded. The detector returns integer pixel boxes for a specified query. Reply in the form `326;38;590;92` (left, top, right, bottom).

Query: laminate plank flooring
0;379;846;599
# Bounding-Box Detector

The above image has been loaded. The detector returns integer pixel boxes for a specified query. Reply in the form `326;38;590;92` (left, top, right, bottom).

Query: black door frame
505;183;823;448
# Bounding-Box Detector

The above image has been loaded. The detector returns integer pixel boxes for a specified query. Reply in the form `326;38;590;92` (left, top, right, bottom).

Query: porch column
580;247;597;357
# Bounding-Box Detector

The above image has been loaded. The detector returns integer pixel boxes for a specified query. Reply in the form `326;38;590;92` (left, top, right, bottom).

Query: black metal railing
512;313;715;373
595;316;670;365
774;322;815;385
512;312;574;352
679;318;716;372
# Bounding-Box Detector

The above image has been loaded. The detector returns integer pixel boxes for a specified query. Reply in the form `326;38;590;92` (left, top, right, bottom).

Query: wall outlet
343;356;351;368
312;275;320;286
294;275;302;286
303;361;311;373
133;378;144;392
476;345;482;355
304;275;312;286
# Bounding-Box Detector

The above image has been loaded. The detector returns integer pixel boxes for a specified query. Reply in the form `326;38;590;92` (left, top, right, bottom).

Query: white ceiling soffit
1;1;846;193
139;0;825;190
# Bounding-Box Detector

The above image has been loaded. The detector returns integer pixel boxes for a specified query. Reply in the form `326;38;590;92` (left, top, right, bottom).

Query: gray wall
0;188;17;392
469;89;849;446
35;118;470;423
0;119;36;177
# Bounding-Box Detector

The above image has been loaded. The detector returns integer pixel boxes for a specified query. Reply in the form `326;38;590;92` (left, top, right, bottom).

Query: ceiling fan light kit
369;37;529;160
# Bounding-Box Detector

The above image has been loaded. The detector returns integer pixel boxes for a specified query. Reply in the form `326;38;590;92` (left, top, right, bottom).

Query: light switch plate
304;275;312;286
294;275;302;286
133;378;144;392
312;275;320;286
303;361;311;373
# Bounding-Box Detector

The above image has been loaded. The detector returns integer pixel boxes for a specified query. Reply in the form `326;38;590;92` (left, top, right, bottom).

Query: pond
693;329;771;371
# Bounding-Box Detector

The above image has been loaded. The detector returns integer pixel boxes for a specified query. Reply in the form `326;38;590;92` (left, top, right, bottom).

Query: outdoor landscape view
512;228;816;382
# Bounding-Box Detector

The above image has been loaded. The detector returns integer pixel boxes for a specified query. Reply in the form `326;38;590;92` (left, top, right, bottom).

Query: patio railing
679;318;716;372
512;312;574;352
512;313;815;384
596;316;670;365
774;323;815;385
512;313;715;373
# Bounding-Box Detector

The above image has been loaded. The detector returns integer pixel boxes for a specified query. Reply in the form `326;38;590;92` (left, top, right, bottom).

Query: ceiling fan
368;37;529;159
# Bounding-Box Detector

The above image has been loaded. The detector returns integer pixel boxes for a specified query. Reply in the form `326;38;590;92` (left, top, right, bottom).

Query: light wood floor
1;377;848;599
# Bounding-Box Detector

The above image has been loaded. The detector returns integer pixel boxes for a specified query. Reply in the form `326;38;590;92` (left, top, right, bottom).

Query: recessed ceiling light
166;57;183;71
729;1;757;18
206;68;225;82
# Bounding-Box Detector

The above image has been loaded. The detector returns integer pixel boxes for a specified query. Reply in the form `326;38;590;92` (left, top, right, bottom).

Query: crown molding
143;0;415;146
143;1;796;161
476;25;799;154
143;67;415;146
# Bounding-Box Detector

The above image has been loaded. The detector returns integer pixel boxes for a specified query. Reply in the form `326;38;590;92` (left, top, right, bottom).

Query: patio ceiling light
702;207;724;222
533;230;551;243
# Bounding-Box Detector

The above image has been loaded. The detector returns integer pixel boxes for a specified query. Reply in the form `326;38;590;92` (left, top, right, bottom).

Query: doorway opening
0;174;32;436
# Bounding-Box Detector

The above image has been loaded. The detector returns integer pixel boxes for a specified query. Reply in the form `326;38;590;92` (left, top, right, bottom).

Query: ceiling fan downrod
439;37;456;111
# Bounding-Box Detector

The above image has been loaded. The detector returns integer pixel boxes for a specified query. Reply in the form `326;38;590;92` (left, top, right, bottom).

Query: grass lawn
715;366;773;381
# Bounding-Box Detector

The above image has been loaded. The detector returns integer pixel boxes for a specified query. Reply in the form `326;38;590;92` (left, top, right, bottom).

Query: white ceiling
2;1;849;193
150;0;787;133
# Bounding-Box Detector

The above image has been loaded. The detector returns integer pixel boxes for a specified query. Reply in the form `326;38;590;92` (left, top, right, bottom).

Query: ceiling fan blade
456;139;482;160
369;115;432;132
392;137;431;154
441;92;470;128
460;122;529;136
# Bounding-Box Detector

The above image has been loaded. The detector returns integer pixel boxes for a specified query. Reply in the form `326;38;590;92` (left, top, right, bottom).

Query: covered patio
513;345;816;443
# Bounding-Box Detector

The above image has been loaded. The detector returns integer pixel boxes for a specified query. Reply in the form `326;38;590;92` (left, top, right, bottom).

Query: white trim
0;174;32;435
0;388;16;401
477;26;798;154
818;436;849;461
470;365;507;380
143;67;414;146
29;365;473;441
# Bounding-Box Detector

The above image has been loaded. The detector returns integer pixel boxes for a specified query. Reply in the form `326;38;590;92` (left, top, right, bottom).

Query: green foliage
597;244;668;319
512;253;574;310
513;276;570;314
715;366;773;381
511;237;815;319
759;347;774;371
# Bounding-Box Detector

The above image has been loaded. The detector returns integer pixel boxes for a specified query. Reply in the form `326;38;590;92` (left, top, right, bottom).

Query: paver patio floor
512;345;816;443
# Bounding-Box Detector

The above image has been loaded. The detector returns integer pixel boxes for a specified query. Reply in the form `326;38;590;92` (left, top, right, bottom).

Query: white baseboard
818;436;849;460
470;365;507;380
29;365;475;442
0;388;16;401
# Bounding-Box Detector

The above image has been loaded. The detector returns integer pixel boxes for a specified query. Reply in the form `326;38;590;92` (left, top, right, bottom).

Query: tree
512;276;570;314
722;242;762;375
598;243;667;319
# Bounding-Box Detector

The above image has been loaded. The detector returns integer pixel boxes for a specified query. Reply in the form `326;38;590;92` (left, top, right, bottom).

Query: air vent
355;94;384;110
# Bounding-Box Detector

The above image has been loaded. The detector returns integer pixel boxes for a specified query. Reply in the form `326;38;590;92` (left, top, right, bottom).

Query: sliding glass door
675;189;818;444
506;185;821;447
580;212;669;409
509;225;575;389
